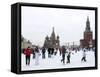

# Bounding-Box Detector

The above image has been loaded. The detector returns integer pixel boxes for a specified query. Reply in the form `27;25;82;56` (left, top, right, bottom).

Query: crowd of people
23;46;95;66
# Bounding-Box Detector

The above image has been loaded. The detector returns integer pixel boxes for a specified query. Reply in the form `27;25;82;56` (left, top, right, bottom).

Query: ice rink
21;50;95;71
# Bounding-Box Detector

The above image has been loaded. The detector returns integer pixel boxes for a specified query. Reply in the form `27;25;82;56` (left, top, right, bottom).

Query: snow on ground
21;50;95;71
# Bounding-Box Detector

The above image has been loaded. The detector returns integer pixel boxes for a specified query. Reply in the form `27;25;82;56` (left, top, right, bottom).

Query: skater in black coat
42;47;46;59
51;48;54;55
61;46;66;64
54;48;58;55
48;48;51;58
67;52;71;63
32;48;35;59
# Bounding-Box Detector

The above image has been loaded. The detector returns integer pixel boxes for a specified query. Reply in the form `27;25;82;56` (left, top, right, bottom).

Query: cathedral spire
50;27;55;41
85;16;91;32
43;27;60;48
52;27;54;33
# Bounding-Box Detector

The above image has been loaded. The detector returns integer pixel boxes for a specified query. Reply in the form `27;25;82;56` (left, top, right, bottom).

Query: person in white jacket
81;49;86;62
35;46;40;65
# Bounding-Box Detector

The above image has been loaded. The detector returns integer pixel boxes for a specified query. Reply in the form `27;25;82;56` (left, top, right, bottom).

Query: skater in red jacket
24;47;32;65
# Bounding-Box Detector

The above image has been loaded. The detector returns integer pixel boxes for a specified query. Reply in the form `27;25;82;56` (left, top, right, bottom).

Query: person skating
35;46;41;65
48;48;51;58
59;47;62;56
42;47;46;59
24;47;32;66
66;52;71;64
51;48;54;55
54;48;58;55
81;50;86;62
61;46;66;64
32;48;35;59
75;48;77;53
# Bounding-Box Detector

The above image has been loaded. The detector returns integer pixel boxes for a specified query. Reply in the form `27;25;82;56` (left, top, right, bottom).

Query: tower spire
87;16;89;21
85;16;91;32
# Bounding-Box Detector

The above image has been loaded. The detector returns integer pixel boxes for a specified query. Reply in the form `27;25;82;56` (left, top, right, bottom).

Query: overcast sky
21;6;95;47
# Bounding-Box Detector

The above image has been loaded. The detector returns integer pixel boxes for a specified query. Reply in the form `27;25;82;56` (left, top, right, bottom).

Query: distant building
21;36;33;49
43;27;60;48
80;16;95;48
